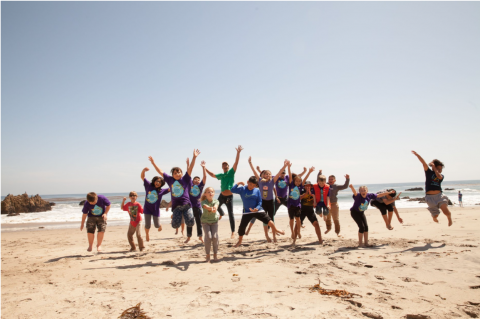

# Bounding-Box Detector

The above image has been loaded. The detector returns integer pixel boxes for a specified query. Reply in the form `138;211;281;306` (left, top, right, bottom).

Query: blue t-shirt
288;181;303;208
163;172;192;210
143;178;170;216
189;181;205;208
82;194;111;217
351;193;377;212
425;168;444;193
230;184;263;214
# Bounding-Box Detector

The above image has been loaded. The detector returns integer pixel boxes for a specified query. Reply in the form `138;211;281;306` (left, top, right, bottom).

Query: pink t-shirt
123;202;144;227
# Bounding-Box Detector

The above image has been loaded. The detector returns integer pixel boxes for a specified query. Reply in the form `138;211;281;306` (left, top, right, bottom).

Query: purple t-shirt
274;175;289;198
287;181;303;208
82;194;111;217
143;178;170;216
259;178;275;201
163;172;192;209
189;180;205;208
351;193;377;212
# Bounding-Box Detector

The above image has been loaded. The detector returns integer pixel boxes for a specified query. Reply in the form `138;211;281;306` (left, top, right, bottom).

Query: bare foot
184;237;190;244
387;225;394;230
231;233;235;239
213;254;219;262
158;225;162;232
336;233;343;238
234;241;241;248
447;217;453;227
291;240;296;247
276;230;285;236
318;240;323;245
140;247;145;252
146;233;150;242
324;229;331;234
97;245;102;252
129;248;136;252
87;247;93;252
433;216;439;223
297;232;302;239
175;229;179;235
205;255;210;263
266;236;272;243
273;237;278;243
291;233;295;240
245;230;250;236
181;230;185;236
199;237;204;243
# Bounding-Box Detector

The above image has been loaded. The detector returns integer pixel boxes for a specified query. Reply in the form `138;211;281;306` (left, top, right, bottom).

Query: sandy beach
2;206;480;318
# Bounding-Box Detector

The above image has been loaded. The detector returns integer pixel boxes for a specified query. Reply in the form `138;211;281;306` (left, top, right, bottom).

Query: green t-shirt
215;168;235;192
201;199;220;224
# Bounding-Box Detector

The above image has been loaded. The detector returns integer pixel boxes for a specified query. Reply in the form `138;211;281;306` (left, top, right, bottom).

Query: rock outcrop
1;193;54;214
402;196;410;199
79;200;86;206
407;197;426;203
445;188;455;190
405;187;424;191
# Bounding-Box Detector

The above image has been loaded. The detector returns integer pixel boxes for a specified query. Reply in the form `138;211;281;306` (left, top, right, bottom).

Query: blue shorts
316;204;329;215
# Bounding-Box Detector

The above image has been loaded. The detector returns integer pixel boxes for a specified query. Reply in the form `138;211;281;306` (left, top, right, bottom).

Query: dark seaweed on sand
118;302;152;319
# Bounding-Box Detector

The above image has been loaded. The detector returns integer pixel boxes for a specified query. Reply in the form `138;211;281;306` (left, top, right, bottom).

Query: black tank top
425;168;443;193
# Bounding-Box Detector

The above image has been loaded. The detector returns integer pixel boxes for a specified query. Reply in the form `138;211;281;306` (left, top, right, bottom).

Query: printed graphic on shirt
359;199;369;211
245;193;256;198
172;181;185;198
92;205;103;216
190;185;201;197
129;205;138;221
320;188;324;202
262;185;269;199
278;180;287;189
146;190;158;204
290;186;300;200
430;173;442;187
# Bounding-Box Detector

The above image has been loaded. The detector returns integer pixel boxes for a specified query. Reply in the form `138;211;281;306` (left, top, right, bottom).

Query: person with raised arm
326;173;350;236
231;176;285;247
204;146;244;239
184;158;207;244
246;157;289;243
349;184;394;247
412;151;453;226
149;149;201;233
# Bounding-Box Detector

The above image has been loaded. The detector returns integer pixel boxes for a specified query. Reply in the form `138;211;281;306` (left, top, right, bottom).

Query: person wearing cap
300;181;323;244
205;145;244;239
370;188;403;230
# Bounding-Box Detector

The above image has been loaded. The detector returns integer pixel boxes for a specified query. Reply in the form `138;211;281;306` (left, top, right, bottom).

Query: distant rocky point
405;187;423;191
445;188;455;190
407;196;453;206
1;193;54;215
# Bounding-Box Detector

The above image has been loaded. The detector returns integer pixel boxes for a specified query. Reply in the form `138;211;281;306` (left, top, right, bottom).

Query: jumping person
327;173;350;236
148;149;201;234
231;176;285;247
370;189;403;230
412;151;453;226
184;158;207;244
247;157;289;243
141;168;170;242
349;185;394;247
205;145;244;239
300;181;323;244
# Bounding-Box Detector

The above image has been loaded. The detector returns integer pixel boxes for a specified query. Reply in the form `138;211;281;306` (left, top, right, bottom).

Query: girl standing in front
201;187;221;262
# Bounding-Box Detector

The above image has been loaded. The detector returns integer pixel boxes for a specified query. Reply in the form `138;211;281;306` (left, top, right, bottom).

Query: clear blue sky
2;2;479;196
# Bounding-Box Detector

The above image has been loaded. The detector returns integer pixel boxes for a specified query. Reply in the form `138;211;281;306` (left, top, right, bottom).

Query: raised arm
248;156;260;180
412;151;428;171
186;158;190;173
148;156;163;176
287;161;292;183
256;166;262;174
376;190;395;198
232;145;244;172
201;161;207;184
298;167;307;178
302;166;315;185
338;174;350;190
141;167;149;180
349;184;357;196
429;162;444;180
187;149;201;176
121;197;127;210
273;160;289;183
205;167;218;179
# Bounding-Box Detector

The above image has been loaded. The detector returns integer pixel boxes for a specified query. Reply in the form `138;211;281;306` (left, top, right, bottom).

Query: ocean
2;180;479;231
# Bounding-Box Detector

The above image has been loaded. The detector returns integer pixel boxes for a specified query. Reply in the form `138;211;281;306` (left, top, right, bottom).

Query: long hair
150;176;165;191
200;187;215;202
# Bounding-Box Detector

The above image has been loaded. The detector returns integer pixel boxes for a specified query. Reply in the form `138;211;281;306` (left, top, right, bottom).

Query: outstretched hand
236;145;244;153
349;184;354;189
287;161;292;167
412;150;419;156
201;160;206;167
193;149;201;157
345;174;350;179
309;166;315;173
148;156;155;164
143;167;150;172
248;156;252;163
186;158;190;166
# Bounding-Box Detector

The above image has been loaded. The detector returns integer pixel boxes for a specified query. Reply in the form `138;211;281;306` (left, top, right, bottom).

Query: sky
1;1;480;196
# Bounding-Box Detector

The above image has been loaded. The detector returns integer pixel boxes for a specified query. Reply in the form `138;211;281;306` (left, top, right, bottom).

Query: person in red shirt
121;191;145;251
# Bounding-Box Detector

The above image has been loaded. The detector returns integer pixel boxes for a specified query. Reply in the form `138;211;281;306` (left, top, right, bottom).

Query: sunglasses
130;195;138;197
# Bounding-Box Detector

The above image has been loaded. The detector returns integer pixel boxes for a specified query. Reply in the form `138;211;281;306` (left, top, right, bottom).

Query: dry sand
2;207;480;318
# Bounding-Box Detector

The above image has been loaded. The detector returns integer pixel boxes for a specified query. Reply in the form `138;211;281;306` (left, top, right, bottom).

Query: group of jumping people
80;147;453;262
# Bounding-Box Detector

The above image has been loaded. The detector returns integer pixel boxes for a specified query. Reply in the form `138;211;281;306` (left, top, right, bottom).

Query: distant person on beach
184;158;207;244
201;187;221;262
458;191;463;207
299;181;323;244
149;149;201;233
80;192;111;252
231;176;285;247
121;191;144;252
349;185;394;247
245;158;289;243
370;189;404;230
327;173;350;237
141;167;170;242
205;145;244;239
288;163;315;246
412;151;453;226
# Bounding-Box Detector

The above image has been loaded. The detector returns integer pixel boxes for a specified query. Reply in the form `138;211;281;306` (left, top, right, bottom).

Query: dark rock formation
448;199;453;206
407;197;426;203
7;212;20;217
402;196;410;199
79;200;86;206
405;187;424;191
445;188;455;190
1;193;54;214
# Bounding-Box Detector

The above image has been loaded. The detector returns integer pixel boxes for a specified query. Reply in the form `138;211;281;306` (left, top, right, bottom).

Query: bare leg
96;232;105;251
205;254;210;263
295;217;301;239
234;236;243;248
267;220;285;236
158;225;162;232
387;211;394;227
313;221;323;244
87;233;94;251
145;228;150;241
382;214;393;230
175;228;179;235
263;225;272;242
213;253;218;261
289;219;295;239
440;204;453;226
364;232;369;247
245;223;254;236
432;215;439;223
358;232;363;247
184;237;190;243
181;223;185;236
199;236;204;243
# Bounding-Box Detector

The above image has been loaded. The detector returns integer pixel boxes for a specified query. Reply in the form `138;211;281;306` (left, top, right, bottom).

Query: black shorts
371;201;394;216
301;206;318;225
288;206;301;219
238;212;271;236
